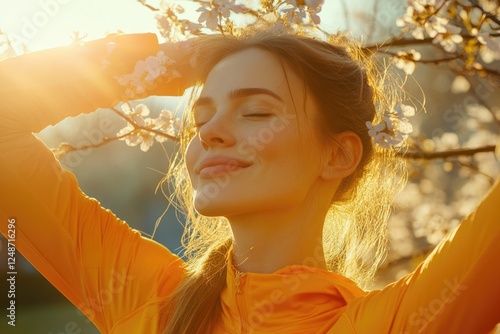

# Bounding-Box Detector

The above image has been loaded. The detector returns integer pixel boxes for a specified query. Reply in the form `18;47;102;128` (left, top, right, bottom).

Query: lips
196;156;252;178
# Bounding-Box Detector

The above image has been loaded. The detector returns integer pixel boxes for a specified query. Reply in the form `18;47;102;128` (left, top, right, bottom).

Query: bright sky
0;0;370;52
0;0;158;51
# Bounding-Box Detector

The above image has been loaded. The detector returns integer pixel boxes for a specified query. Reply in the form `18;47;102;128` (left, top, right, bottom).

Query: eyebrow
194;88;283;107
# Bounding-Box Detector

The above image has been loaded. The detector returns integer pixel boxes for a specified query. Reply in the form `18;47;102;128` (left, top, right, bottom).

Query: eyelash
194;114;269;129
193;106;274;129
244;105;275;117
244;113;273;118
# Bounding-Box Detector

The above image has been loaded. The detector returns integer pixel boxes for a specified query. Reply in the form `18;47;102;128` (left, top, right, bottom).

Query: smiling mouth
199;164;248;178
197;156;252;179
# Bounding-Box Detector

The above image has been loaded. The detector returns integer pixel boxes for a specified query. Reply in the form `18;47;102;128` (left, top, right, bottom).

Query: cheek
254;134;305;179
265;126;323;176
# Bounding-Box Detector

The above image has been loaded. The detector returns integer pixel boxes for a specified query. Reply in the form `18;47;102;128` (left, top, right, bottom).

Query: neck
228;200;329;274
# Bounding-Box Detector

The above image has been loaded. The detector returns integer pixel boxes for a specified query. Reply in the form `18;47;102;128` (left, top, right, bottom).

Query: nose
198;113;236;150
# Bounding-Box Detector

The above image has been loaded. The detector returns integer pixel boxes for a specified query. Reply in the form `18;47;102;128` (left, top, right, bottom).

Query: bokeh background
1;0;499;332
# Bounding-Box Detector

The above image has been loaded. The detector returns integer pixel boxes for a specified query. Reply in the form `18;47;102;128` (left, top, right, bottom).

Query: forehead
201;48;303;101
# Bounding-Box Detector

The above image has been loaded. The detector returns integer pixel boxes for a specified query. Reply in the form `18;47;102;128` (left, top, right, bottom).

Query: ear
320;131;363;181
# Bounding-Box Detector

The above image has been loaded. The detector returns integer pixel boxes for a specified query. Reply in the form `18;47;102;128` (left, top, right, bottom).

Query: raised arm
0;33;191;131
0;34;188;332
340;178;500;333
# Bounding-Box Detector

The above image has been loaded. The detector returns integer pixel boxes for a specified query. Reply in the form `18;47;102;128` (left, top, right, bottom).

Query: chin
193;197;243;218
194;206;221;217
194;196;225;216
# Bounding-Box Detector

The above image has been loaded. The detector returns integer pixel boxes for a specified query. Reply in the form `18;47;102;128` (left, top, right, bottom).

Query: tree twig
456;159;495;184
467;80;500;128
385;51;463;64
363;33;500;52
479;66;500;79
138;0;159;12
110;106;180;142
52;132;132;156
470;0;500;27
401;145;496;159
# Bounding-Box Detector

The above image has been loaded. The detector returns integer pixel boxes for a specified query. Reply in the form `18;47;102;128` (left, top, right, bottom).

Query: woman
0;30;499;334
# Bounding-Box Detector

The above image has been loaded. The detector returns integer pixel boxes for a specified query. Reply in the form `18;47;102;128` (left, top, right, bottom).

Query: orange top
0;34;499;334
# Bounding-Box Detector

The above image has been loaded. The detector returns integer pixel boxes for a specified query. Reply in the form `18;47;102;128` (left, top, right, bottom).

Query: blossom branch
478;66;500;79
470;0;500;27
137;0;159;11
110;106;180;142
363;33;500;52
466;79;500;128
457;159;496;184
413;56;462;64
386;51;463;64
401;145;496;160
51;131;133;158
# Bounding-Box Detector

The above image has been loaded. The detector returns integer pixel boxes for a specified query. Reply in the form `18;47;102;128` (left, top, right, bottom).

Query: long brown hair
160;29;406;333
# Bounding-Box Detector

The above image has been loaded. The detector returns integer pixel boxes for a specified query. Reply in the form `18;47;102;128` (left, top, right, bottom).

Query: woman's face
185;48;328;217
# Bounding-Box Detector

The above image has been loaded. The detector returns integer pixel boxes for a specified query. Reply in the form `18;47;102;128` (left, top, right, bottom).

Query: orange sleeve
0;34;185;333
341;179;500;333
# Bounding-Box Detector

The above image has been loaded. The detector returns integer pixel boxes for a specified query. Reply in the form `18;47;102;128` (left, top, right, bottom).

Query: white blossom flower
196;0;244;31
434;132;459;150
305;0;325;11
396;5;424;39
282;5;308;25
412;26;426;40
450;75;470;94
138;118;156;152
172;117;182;133
395;103;416;118
396;0;448;40
216;2;234;18
140;136;155;151
143;53;169;84
310;12;321;25
393;49;421;75
478;0;499;13
180;20;203;35
116;124;139;146
479;45;500;63
197;7;219;31
366;120;387;138
432;24;463;52
117;117;156;152
117;104;181;150
414;0;446;12
286;0;325;11
155;2;194;41
367;103;416;148
424;16;448;38
154;109;177;141
121;103;149;117
478;33;500;63
115;51;177;99
281;0;323;24
399;118;414;135
155;13;172;38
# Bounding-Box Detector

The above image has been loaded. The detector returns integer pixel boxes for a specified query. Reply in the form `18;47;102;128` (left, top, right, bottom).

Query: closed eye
244;113;273;117
242;105;276;119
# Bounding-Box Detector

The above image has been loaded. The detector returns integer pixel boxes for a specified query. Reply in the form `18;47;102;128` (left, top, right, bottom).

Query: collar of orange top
217;255;367;333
